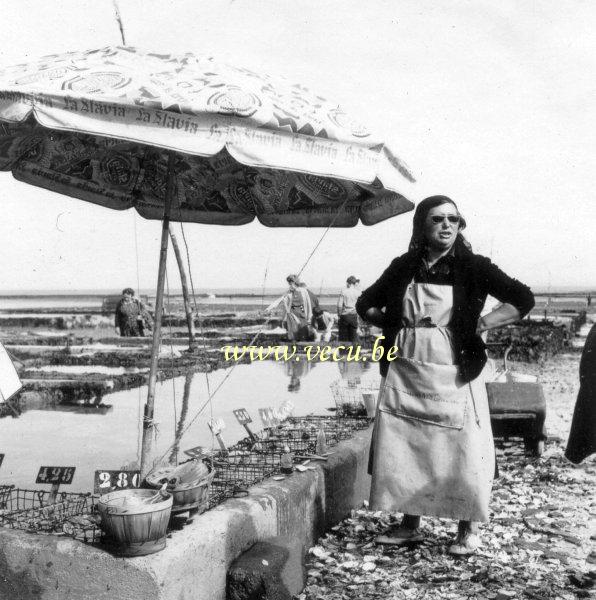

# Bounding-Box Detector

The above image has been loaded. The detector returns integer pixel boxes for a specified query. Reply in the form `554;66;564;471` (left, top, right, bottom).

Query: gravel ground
300;351;596;600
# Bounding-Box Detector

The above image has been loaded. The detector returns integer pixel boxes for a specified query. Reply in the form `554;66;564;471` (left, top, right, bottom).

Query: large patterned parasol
0;46;416;476
0;46;414;227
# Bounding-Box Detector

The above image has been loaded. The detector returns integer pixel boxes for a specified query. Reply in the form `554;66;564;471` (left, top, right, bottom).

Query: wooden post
168;227;196;348
169;370;192;465
140;153;176;479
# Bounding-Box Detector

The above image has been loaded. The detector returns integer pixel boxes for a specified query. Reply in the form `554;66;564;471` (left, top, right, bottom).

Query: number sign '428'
36;466;76;485
94;470;141;494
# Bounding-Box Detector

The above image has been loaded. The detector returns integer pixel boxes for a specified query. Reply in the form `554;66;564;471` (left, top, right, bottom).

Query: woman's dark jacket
565;322;596;463
355;243;535;381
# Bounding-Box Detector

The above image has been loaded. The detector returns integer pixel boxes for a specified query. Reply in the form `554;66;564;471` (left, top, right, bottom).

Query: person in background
337;275;361;344
312;306;335;343
266;274;319;341
115;288;153;337
356;195;534;555
565;321;596;464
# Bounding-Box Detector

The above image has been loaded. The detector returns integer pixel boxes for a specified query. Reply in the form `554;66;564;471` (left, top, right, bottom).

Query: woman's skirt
370;329;495;522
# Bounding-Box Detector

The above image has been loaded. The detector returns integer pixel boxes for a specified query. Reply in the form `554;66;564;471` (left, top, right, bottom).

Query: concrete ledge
0;426;372;600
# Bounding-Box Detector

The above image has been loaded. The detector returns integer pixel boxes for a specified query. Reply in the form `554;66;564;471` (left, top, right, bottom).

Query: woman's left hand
476;303;522;334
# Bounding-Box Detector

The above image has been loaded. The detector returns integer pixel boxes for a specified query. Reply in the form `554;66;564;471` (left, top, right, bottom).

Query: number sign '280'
94;470;141;494
36;466;76;485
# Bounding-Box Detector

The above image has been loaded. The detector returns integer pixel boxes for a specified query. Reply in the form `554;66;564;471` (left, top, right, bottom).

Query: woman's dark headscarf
408;195;470;254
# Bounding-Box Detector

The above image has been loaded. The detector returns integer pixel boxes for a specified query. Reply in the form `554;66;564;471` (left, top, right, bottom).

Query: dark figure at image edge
114;288;153;337
565;321;596;463
356;195;535;555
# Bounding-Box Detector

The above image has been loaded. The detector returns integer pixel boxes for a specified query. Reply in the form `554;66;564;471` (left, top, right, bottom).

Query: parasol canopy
0;46;415;227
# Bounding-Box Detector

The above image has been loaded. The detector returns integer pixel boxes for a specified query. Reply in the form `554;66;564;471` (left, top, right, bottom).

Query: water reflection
169;371;192;466
0;360;376;492
0;393;113;419
337;359;373;387
281;359;316;393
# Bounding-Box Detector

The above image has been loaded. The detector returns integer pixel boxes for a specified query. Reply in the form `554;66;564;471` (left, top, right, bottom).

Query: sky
0;0;595;292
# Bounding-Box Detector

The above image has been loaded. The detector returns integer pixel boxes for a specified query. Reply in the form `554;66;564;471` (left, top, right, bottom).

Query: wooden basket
146;461;215;514
168;467;215;514
97;489;172;556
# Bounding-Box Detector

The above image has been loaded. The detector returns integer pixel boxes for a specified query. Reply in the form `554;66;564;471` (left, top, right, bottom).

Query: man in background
337;275;361;344
115;288;153;337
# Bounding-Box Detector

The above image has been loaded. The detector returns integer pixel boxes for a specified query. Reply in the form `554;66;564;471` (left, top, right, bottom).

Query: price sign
0;454;4;469
233;408;257;441
233;408;252;425
183;445;205;459
36;466;76;485
207;418;228;455
207;417;226;435
259;407;279;428
94;470;141;494
278;400;295;419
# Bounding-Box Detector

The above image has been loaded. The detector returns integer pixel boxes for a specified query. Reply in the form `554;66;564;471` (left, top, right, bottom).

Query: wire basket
210;452;278;496
0;488;99;539
238;429;315;456
285;415;344;444
330;379;379;417
339;415;372;430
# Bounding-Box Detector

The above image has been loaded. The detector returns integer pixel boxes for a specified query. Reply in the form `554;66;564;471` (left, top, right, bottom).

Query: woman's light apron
370;281;494;522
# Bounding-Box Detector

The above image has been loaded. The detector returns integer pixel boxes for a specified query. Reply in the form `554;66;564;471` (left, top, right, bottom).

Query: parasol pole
140;153;176;479
168;227;196;349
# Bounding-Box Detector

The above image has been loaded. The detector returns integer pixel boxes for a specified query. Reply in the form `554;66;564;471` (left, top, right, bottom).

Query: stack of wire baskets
0;411;377;538
206;413;372;505
329;378;380;418
0;485;99;542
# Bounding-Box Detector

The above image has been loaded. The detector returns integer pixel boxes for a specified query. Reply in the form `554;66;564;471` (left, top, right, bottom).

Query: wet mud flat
0;324;251;413
300;352;596;600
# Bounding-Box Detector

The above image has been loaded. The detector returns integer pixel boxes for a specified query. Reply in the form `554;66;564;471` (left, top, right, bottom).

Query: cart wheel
524;437;545;457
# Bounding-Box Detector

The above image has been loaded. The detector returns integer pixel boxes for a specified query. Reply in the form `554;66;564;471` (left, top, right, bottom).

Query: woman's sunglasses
430;215;461;224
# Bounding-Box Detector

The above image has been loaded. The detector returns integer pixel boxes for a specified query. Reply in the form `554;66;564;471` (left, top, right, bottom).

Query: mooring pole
140;153;176;479
168;227;196;349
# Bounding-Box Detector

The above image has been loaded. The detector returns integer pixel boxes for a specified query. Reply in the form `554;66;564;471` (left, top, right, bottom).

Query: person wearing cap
114;288;153;337
337;276;361;343
265;274;319;341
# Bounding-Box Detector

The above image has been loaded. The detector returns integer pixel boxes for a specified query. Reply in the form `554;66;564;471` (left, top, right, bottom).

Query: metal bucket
97;489;172;556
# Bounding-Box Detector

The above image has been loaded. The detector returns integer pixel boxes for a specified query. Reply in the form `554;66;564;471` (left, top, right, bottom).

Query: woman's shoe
375;526;425;546
448;532;481;555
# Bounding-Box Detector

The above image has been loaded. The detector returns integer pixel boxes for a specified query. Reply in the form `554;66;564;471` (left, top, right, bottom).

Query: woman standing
266;274;319;341
356;196;534;555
